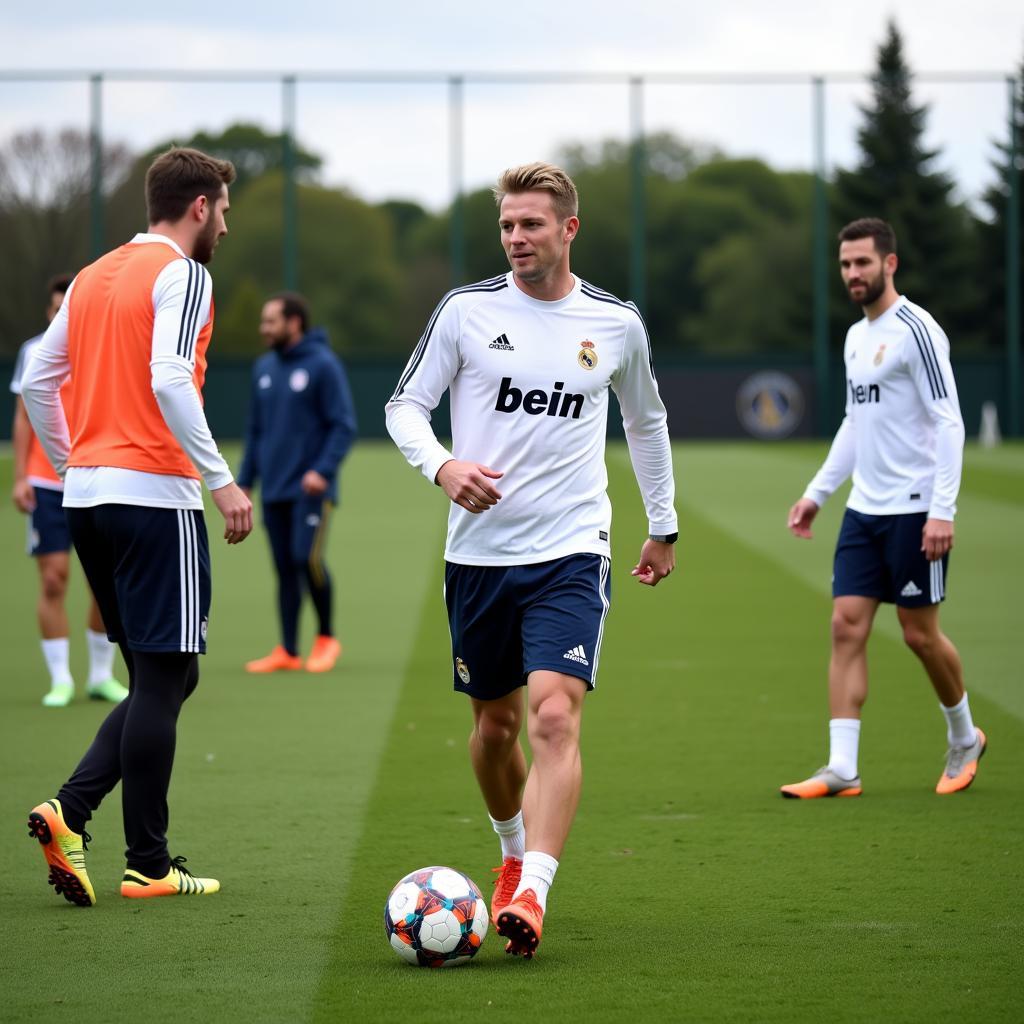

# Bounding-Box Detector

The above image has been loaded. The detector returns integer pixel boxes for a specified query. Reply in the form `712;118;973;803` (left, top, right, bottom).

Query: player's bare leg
896;604;963;705
897;604;985;792
469;691;527;819
828;595;879;718
36;551;70;640
781;596;878;798
497;671;586;957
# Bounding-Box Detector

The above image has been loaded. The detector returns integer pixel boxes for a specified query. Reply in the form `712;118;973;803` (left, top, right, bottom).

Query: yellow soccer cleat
936;728;987;795
121;856;220;898
496;887;545;959
490;856;523;924
780;766;863;799
305;635;342;673
27;799;96;907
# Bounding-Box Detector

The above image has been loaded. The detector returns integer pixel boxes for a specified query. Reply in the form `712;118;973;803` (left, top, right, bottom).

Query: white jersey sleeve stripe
175;260;197;358
580;282;657;377
896;308;947;400
392;277;507;400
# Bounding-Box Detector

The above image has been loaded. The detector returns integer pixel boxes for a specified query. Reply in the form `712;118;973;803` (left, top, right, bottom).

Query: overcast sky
2;1;1021;210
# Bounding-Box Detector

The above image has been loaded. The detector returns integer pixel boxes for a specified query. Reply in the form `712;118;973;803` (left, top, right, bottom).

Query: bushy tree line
1;23;1019;361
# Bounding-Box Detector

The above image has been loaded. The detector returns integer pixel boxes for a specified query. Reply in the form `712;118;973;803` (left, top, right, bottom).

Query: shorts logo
305;514;321;527
200;617;209;641
562;645;589;666
578;340;598;370
900;580;922;597
455;657;471;685
289;368;310;392
258;374;272;390
874;343;887;366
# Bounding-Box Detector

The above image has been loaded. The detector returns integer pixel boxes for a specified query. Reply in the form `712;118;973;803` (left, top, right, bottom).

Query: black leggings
58;647;199;877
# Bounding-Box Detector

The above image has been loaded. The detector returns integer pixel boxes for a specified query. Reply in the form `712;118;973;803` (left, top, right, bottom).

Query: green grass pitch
0;441;1021;1023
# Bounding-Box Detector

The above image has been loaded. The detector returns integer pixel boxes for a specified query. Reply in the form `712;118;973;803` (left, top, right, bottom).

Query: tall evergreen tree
979;53;1023;351
832;20;982;347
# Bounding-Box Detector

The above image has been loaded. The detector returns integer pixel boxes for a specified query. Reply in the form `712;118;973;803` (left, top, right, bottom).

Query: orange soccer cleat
27;799;96;906
936;728;987;794
780;766;863;799
245;645;304;674
490;856;523;924
496;887;544;959
305;635;342;673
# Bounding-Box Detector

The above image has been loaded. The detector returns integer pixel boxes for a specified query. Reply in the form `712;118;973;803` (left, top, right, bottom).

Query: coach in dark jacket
237;292;356;674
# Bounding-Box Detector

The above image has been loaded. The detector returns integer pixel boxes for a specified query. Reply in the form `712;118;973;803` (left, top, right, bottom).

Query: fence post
89;73;104;259
1007;75;1021;437
282;74;298;290
629;76;646;312
812;76;830;436
449;75;465;287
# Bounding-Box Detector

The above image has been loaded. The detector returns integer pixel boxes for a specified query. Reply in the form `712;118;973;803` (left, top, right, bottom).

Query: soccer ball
384;866;489;967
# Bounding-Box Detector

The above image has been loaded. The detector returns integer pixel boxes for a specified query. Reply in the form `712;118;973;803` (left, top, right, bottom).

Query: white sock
513;850;558;911
827;718;861;780
86;629;117;686
40;637;73;688
489;811;525;861
940;693;977;748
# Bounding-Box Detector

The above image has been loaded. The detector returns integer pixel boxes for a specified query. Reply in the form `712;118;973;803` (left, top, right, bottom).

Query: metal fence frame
2;68;1020;434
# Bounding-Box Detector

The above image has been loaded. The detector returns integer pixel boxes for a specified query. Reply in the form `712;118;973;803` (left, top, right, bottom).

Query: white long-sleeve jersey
804;296;965;520
386;273;677;566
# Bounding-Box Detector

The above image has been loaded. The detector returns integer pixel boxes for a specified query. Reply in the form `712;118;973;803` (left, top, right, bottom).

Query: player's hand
210;481;253;544
922;517;953;561
435;460;504;514
631;539;675;587
787;498;819;539
12;479;35;514
301;470;328;496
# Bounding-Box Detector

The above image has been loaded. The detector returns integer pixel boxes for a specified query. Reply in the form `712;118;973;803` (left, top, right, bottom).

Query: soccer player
386;162;677;957
21;147;253;904
10;274;126;706
782;217;983;799
238;292;356;674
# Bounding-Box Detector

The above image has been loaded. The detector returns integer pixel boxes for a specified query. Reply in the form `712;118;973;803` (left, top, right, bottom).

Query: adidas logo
562;645;589;666
900;580;923;597
489;333;514;351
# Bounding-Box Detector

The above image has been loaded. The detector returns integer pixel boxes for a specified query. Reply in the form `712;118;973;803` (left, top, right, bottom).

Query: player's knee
40;567;69;601
529;693;578;750
901;622;936;659
830;609;869;647
474;708;520;752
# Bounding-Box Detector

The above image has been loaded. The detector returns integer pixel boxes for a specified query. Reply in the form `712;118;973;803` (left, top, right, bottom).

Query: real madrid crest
873;343;887;366
577;339;598;370
455;657;471;685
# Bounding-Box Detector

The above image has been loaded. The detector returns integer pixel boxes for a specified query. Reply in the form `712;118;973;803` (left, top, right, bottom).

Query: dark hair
145;147;236;224
269;291;310;334
838;218;897;258
47;273;73;297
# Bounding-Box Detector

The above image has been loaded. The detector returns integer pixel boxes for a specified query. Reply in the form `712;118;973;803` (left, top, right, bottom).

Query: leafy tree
979;53;1024;350
831;20;982;347
0;128;132;354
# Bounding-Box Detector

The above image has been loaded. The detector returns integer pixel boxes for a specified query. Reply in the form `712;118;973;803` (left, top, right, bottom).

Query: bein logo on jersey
848;380;881;405
494;377;584;419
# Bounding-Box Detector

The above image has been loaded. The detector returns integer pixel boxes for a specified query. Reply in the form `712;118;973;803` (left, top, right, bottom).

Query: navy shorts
833;509;948;607
27;487;71;556
67;505;211;653
444;553;612;700
263;497;332;576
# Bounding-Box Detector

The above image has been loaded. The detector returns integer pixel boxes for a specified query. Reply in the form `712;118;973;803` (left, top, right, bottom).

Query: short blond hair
493;162;578;220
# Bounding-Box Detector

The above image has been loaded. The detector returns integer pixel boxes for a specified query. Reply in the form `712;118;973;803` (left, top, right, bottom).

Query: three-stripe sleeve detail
391;276;508;400
177;509;201;653
896;307;948;401
176;260;207;363
580;281;656;378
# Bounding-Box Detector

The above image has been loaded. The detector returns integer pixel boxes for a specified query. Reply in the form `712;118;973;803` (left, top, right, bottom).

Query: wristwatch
649;532;678;544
